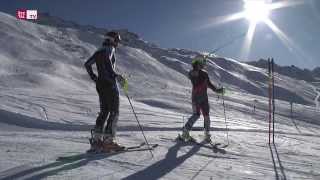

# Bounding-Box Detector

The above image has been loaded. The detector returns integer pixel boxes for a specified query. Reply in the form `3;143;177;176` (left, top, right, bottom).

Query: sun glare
198;0;306;61
244;1;270;24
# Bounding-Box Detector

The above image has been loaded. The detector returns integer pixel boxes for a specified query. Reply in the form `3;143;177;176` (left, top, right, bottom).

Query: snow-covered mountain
1;12;317;106
1;12;320;179
32;14;317;105
247;59;320;82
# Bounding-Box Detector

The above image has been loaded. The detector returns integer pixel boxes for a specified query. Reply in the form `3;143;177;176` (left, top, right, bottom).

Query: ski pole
199;32;246;66
207;32;247;56
120;77;154;158
125;94;154;158
222;92;230;145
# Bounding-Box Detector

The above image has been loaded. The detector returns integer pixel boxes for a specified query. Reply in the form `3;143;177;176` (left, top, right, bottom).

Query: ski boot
204;131;212;143
88;136;103;153
101;134;125;153
178;128;194;142
88;127;104;153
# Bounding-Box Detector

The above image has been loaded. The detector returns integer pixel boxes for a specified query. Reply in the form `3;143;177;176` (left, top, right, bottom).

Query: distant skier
180;55;223;142
84;31;125;152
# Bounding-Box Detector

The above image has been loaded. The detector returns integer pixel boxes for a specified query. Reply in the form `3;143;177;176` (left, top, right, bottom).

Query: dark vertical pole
272;58;275;144
268;58;272;145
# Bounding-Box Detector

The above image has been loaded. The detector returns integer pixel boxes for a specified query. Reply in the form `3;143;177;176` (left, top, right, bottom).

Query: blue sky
1;0;320;69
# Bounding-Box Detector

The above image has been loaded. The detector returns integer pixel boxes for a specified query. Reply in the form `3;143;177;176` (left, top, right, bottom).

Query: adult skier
84;31;125;152
180;55;224;142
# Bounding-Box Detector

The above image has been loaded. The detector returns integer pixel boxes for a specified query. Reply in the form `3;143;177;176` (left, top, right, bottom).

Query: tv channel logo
16;9;38;20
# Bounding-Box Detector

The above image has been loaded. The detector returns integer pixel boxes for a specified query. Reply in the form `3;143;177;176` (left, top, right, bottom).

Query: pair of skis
57;142;158;161
176;134;228;149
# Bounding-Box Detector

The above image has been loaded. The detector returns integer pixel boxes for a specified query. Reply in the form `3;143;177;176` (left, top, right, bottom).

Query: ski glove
116;75;129;94
116;74;125;84
91;74;98;83
216;87;224;94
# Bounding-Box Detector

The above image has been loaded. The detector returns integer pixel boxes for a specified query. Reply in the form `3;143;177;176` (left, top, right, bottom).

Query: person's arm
188;70;197;86
208;78;218;92
188;70;192;80
206;72;223;93
84;52;98;82
106;47;119;78
105;47;126;85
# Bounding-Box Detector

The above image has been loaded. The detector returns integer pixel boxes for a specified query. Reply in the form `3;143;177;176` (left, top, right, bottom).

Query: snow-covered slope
35;12;317;106
0;12;320;179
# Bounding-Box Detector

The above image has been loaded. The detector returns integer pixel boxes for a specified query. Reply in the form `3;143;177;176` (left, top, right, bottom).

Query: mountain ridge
246;59;320;82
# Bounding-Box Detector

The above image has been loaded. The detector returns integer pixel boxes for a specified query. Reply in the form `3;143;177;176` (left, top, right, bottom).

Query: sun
244;0;270;24
199;0;307;61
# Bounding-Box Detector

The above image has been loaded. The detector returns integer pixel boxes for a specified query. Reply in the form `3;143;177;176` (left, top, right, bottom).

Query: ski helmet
105;31;121;44
192;55;206;68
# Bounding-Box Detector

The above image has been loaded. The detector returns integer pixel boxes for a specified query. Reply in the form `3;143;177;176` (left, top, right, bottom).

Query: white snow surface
0;12;320;179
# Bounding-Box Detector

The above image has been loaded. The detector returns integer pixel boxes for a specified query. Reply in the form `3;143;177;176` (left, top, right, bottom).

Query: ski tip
220;144;229;148
152;144;159;148
210;142;228;148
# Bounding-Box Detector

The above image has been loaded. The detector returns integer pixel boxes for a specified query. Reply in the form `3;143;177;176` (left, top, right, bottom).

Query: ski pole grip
124;78;129;94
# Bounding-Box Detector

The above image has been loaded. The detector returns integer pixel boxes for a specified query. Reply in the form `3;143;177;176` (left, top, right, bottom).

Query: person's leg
105;112;119;135
181;103;200;141
89;82;110;152
201;100;211;141
95;82;110;133
104;87;120;141
184;103;200;131
102;88;124;150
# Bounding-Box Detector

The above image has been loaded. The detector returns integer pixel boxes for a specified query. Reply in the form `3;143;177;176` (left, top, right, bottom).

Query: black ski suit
84;44;119;137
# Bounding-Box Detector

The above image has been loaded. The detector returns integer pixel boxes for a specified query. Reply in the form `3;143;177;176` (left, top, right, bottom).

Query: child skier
181;56;224;142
